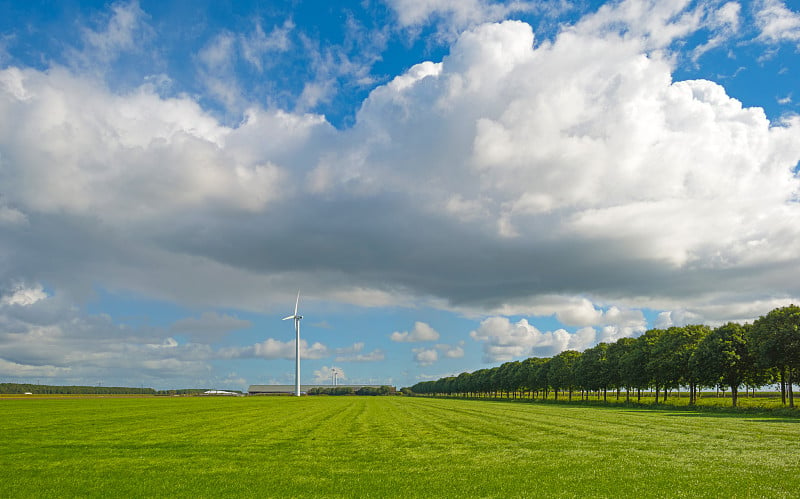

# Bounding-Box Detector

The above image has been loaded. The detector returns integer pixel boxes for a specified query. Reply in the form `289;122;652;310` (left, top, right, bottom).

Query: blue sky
1;0;799;391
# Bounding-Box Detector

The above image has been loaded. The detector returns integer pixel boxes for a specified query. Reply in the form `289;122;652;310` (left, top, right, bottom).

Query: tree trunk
663;388;668;403
731;385;738;407
637;388;641;402
603;388;607;402
655;386;660;404
554;389;558;400
789;370;794;408
568;388;573;401
781;370;786;405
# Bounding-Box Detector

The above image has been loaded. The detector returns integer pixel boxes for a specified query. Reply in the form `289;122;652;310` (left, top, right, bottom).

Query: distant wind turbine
282;291;303;397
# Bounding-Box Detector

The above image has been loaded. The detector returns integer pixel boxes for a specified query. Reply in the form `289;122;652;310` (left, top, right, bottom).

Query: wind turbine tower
282;291;303;397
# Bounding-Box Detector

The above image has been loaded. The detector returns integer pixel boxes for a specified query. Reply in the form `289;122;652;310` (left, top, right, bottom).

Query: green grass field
2;396;799;498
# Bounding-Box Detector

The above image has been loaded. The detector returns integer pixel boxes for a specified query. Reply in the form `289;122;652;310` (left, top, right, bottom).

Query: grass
2;396;800;497
474;390;798;414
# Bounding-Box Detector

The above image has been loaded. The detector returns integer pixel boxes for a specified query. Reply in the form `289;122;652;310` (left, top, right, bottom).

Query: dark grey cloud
170;312;251;343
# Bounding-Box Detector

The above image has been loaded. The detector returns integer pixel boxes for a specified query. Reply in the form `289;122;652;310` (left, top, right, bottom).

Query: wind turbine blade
282;315;294;320
294;291;300;316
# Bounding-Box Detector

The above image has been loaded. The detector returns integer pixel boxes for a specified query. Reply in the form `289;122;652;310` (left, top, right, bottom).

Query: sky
1;0;799;391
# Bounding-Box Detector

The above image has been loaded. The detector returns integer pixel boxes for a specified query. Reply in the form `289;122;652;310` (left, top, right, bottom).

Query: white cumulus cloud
390;321;440;342
470;317;600;362
437;342;465;359
218;338;331;360
413;347;439;366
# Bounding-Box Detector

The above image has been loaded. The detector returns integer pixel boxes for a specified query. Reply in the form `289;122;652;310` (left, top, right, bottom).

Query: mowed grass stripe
400;399;799;497
2;396;800;497
442;400;799;474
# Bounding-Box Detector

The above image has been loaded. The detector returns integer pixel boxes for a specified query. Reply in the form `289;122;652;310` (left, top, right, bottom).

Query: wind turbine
282;291;303;397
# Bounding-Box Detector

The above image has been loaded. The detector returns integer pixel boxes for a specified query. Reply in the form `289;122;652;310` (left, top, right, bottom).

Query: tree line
308;385;394;396
409;305;800;408
0;383;157;395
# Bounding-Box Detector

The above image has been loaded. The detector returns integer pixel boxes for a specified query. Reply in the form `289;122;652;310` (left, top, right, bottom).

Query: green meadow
2;396;800;498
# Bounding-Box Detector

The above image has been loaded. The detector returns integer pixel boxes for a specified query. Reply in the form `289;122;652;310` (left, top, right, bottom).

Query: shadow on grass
744;419;800;423
662;412;800;422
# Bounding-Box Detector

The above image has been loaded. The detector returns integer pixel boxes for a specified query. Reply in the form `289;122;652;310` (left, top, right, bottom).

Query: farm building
248;384;395;395
200;390;241;396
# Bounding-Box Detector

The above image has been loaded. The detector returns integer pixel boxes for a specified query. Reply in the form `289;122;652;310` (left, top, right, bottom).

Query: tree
575;343;610;401
692;322;753;407
606;337;635;400
548;350;581;401
472;369;492;397
355;386;376;395
486;367;500;397
619;335;650;402
455;371;472;397
642;328;670;403
668;325;710;404
751;305;800;407
533;359;551;399
497;361;522;398
642;325;709;404
521;357;548;399
439;376;457;396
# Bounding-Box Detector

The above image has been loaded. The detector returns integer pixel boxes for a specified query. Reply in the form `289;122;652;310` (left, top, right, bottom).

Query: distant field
2;397;799;498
